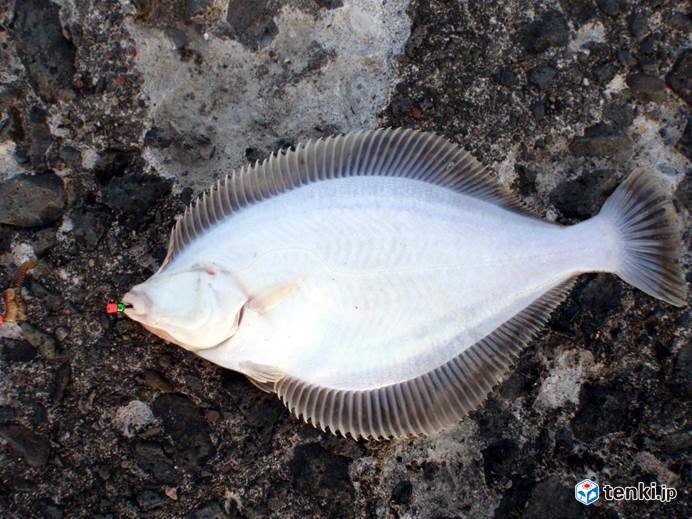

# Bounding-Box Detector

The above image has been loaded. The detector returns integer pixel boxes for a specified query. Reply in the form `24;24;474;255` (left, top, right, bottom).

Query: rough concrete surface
0;0;689;517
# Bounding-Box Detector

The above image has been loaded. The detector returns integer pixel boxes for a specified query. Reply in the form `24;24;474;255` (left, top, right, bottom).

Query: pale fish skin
122;129;686;440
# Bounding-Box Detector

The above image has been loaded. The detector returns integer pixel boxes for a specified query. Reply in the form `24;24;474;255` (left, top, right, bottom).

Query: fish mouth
121;289;151;321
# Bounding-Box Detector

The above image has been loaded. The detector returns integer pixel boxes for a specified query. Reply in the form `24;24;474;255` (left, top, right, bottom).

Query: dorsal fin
160;128;531;269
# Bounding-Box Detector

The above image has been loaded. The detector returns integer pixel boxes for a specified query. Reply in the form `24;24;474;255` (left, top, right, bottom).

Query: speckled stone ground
0;1;689;518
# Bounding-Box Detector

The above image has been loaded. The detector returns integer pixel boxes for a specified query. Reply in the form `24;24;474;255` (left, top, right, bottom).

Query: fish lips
121;289;152;322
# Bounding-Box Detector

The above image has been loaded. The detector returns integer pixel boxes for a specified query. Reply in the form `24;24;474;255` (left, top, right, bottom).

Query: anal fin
274;277;578;440
239;361;284;384
246;376;276;393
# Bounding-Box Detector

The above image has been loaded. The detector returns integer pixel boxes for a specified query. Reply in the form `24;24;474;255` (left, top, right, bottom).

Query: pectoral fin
246;283;299;315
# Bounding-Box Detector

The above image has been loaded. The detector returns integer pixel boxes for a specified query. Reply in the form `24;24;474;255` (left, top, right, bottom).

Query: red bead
105;303;119;314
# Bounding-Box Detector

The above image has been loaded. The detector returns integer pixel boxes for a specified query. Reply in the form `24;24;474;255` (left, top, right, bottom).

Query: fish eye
188;263;219;277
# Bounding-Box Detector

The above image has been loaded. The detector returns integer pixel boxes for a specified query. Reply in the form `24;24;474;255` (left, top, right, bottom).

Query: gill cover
122;263;246;350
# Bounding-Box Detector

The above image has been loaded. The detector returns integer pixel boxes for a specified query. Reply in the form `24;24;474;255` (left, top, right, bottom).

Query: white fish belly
180;176;608;391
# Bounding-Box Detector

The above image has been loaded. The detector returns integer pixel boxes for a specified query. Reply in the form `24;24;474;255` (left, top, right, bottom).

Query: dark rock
627;73;667;103
667;12;692;32
569;123;630;157
421;460;439;480
639;34;657;56
553;273;624;338
676;116;692;161
226;0;279;50
0;406;17;421
477;400;521;443
58;146;81;167
315;0;343;7
0;173;65;227
134;441;180;484
221;372;286;446
530;100;546;119
152;394;215;466
0;424;50;467
482;438;520;485
244;146;266;163
0;339;37;363
305;41;334;72
289;443;355;518
20;323;58;360
71;206;111;249
190;501;228;519
560;0;596;26
389;94;415;119
244;395;285;445
0;225;13;254
616;49;637;68
591;60;617;84
181;187;194;205
572;380;640;440
661;430;692;455
136;490;165;511
136;369;174;392
628;11;650;40
513;164;537;196
493;67;518;87
494;478;534;518
51;363;71;404
670;340;692;399
20;323;59;359
390;480;413;505
578;274;623;328
638;58;659;77
164;27;190;50
93;148;141;184
32;227;57;256
521;10;570;54
12;0;76;101
144;126;176;149
596;0;623;16
31;403;48;426
666;50;692;106
102;174;172;214
523;477;585;519
603;102;635;128
22;105;53;170
528;64;557;89
186;0;211;18
36;499;63;519
550;168;619;219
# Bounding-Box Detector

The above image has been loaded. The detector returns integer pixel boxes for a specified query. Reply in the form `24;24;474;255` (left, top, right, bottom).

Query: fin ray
161;129;532;269
599;169;686;306
275;278;577;440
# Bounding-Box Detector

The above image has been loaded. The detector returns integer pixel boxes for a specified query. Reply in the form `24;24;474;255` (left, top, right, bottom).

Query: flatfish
123;129;686;439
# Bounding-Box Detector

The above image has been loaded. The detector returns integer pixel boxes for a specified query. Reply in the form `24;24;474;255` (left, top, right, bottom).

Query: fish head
122;263;246;351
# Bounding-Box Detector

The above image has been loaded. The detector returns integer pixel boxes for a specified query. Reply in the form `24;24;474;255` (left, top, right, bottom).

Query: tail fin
598;170;687;307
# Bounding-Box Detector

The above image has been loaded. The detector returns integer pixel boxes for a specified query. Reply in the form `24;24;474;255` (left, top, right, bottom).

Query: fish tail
597;169;686;307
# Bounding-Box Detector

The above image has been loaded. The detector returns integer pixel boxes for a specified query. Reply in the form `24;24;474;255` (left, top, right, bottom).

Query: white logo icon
575;479;599;505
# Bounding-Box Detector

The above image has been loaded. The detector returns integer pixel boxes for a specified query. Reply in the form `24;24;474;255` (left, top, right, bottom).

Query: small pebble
113;400;156;438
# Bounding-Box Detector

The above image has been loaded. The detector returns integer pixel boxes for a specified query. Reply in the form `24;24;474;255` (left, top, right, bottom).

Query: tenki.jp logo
575;479;600;505
575;479;677;505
